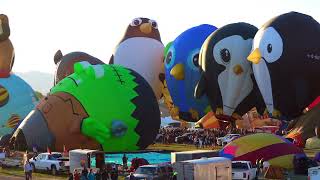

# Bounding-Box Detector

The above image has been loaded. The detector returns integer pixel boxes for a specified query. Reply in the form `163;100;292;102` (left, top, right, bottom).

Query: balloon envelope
220;133;305;169
0;74;38;136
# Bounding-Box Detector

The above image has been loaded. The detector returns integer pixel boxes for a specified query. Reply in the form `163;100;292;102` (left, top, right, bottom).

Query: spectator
95;170;101;180
101;166;110;180
259;158;264;174
80;169;88;180
73;169;80;180
82;166;88;177
122;154;128;171
170;172;177;180
129;172;135;180
263;160;270;174
110;167;118;180
24;158;33;180
199;137;203;148
32;145;38;158
68;172;74;180
87;169;95;180
194;137;198;148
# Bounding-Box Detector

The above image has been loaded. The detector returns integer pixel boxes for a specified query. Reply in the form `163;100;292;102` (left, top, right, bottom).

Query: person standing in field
24;158;33;180
122;154;128;171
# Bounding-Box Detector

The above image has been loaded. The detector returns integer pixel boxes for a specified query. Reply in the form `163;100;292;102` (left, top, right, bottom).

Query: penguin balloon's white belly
113;37;164;99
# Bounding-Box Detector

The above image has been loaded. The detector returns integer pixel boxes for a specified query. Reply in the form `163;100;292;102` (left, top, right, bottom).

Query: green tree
35;91;44;100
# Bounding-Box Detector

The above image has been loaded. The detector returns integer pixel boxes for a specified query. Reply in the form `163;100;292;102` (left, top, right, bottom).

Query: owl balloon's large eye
220;48;231;63
192;53;199;67
187;49;201;71
166;52;172;65
149;20;158;29
165;48;175;69
130;18;142;26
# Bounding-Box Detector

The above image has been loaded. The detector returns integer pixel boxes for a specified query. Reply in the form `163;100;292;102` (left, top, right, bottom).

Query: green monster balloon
11;62;161;152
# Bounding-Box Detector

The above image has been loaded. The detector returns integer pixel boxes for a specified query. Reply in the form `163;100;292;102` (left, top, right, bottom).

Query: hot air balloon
110;17;164;99
11;62;160;152
164;24;217;122
0;74;38;136
195;23;266;128
220;133;305;169
53;50;105;85
247;12;320;119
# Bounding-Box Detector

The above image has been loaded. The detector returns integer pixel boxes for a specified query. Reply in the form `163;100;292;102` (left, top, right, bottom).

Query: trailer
171;150;219;163
69;149;105;173
174;157;232;180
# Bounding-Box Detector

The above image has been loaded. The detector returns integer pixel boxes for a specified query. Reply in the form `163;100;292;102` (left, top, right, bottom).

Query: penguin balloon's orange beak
170;64;185;80
247;48;262;64
140;23;152;34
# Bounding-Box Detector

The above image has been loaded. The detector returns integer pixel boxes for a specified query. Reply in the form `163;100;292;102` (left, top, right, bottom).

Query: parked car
125;163;173;180
216;134;240;146
175;133;192;144
30;152;68;175
254;126;279;134
232;161;257;180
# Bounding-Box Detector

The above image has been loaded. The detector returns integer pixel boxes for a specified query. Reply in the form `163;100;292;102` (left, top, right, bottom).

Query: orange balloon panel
195;111;220;129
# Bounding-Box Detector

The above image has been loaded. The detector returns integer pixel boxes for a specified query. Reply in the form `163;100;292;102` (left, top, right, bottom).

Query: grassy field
0;143;319;179
0;167;67;179
0;167;126;180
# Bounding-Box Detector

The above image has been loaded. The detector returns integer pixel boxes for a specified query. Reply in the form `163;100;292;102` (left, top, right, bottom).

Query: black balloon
248;12;320;119
195;23;265;120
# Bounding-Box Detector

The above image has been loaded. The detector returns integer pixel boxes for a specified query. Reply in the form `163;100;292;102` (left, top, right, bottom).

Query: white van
174;157;232;180
69;149;105;173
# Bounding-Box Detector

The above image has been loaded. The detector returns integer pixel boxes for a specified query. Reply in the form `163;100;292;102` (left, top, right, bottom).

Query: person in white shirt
263;161;270;173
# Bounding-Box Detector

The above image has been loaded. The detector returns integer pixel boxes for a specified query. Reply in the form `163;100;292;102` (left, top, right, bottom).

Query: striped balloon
219;133;305;169
0;85;9;107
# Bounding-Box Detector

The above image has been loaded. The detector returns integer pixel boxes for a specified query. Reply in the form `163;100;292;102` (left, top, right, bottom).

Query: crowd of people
70;164;119;180
158;127;254;147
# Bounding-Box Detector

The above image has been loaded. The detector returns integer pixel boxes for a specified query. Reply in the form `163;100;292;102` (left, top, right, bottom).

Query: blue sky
0;0;319;73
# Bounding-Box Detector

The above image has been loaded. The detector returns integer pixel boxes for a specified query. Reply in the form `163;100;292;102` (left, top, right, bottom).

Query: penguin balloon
195;23;265;122
247;12;320;119
110;17;164;99
165;24;217;122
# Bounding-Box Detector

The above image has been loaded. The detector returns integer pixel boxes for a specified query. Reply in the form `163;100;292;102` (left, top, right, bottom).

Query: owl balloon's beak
247;48;262;64
170;63;185;80
140;23;152;34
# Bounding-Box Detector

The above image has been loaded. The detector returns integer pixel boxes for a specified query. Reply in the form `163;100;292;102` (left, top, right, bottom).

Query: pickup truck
232;161;257;180
217;134;240;146
29;152;68;175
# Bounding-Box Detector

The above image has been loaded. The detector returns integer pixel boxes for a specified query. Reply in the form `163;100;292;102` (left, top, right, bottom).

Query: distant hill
15;71;53;94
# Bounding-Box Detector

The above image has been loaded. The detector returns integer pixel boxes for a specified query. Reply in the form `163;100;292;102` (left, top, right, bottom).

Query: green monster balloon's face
51;62;147;151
